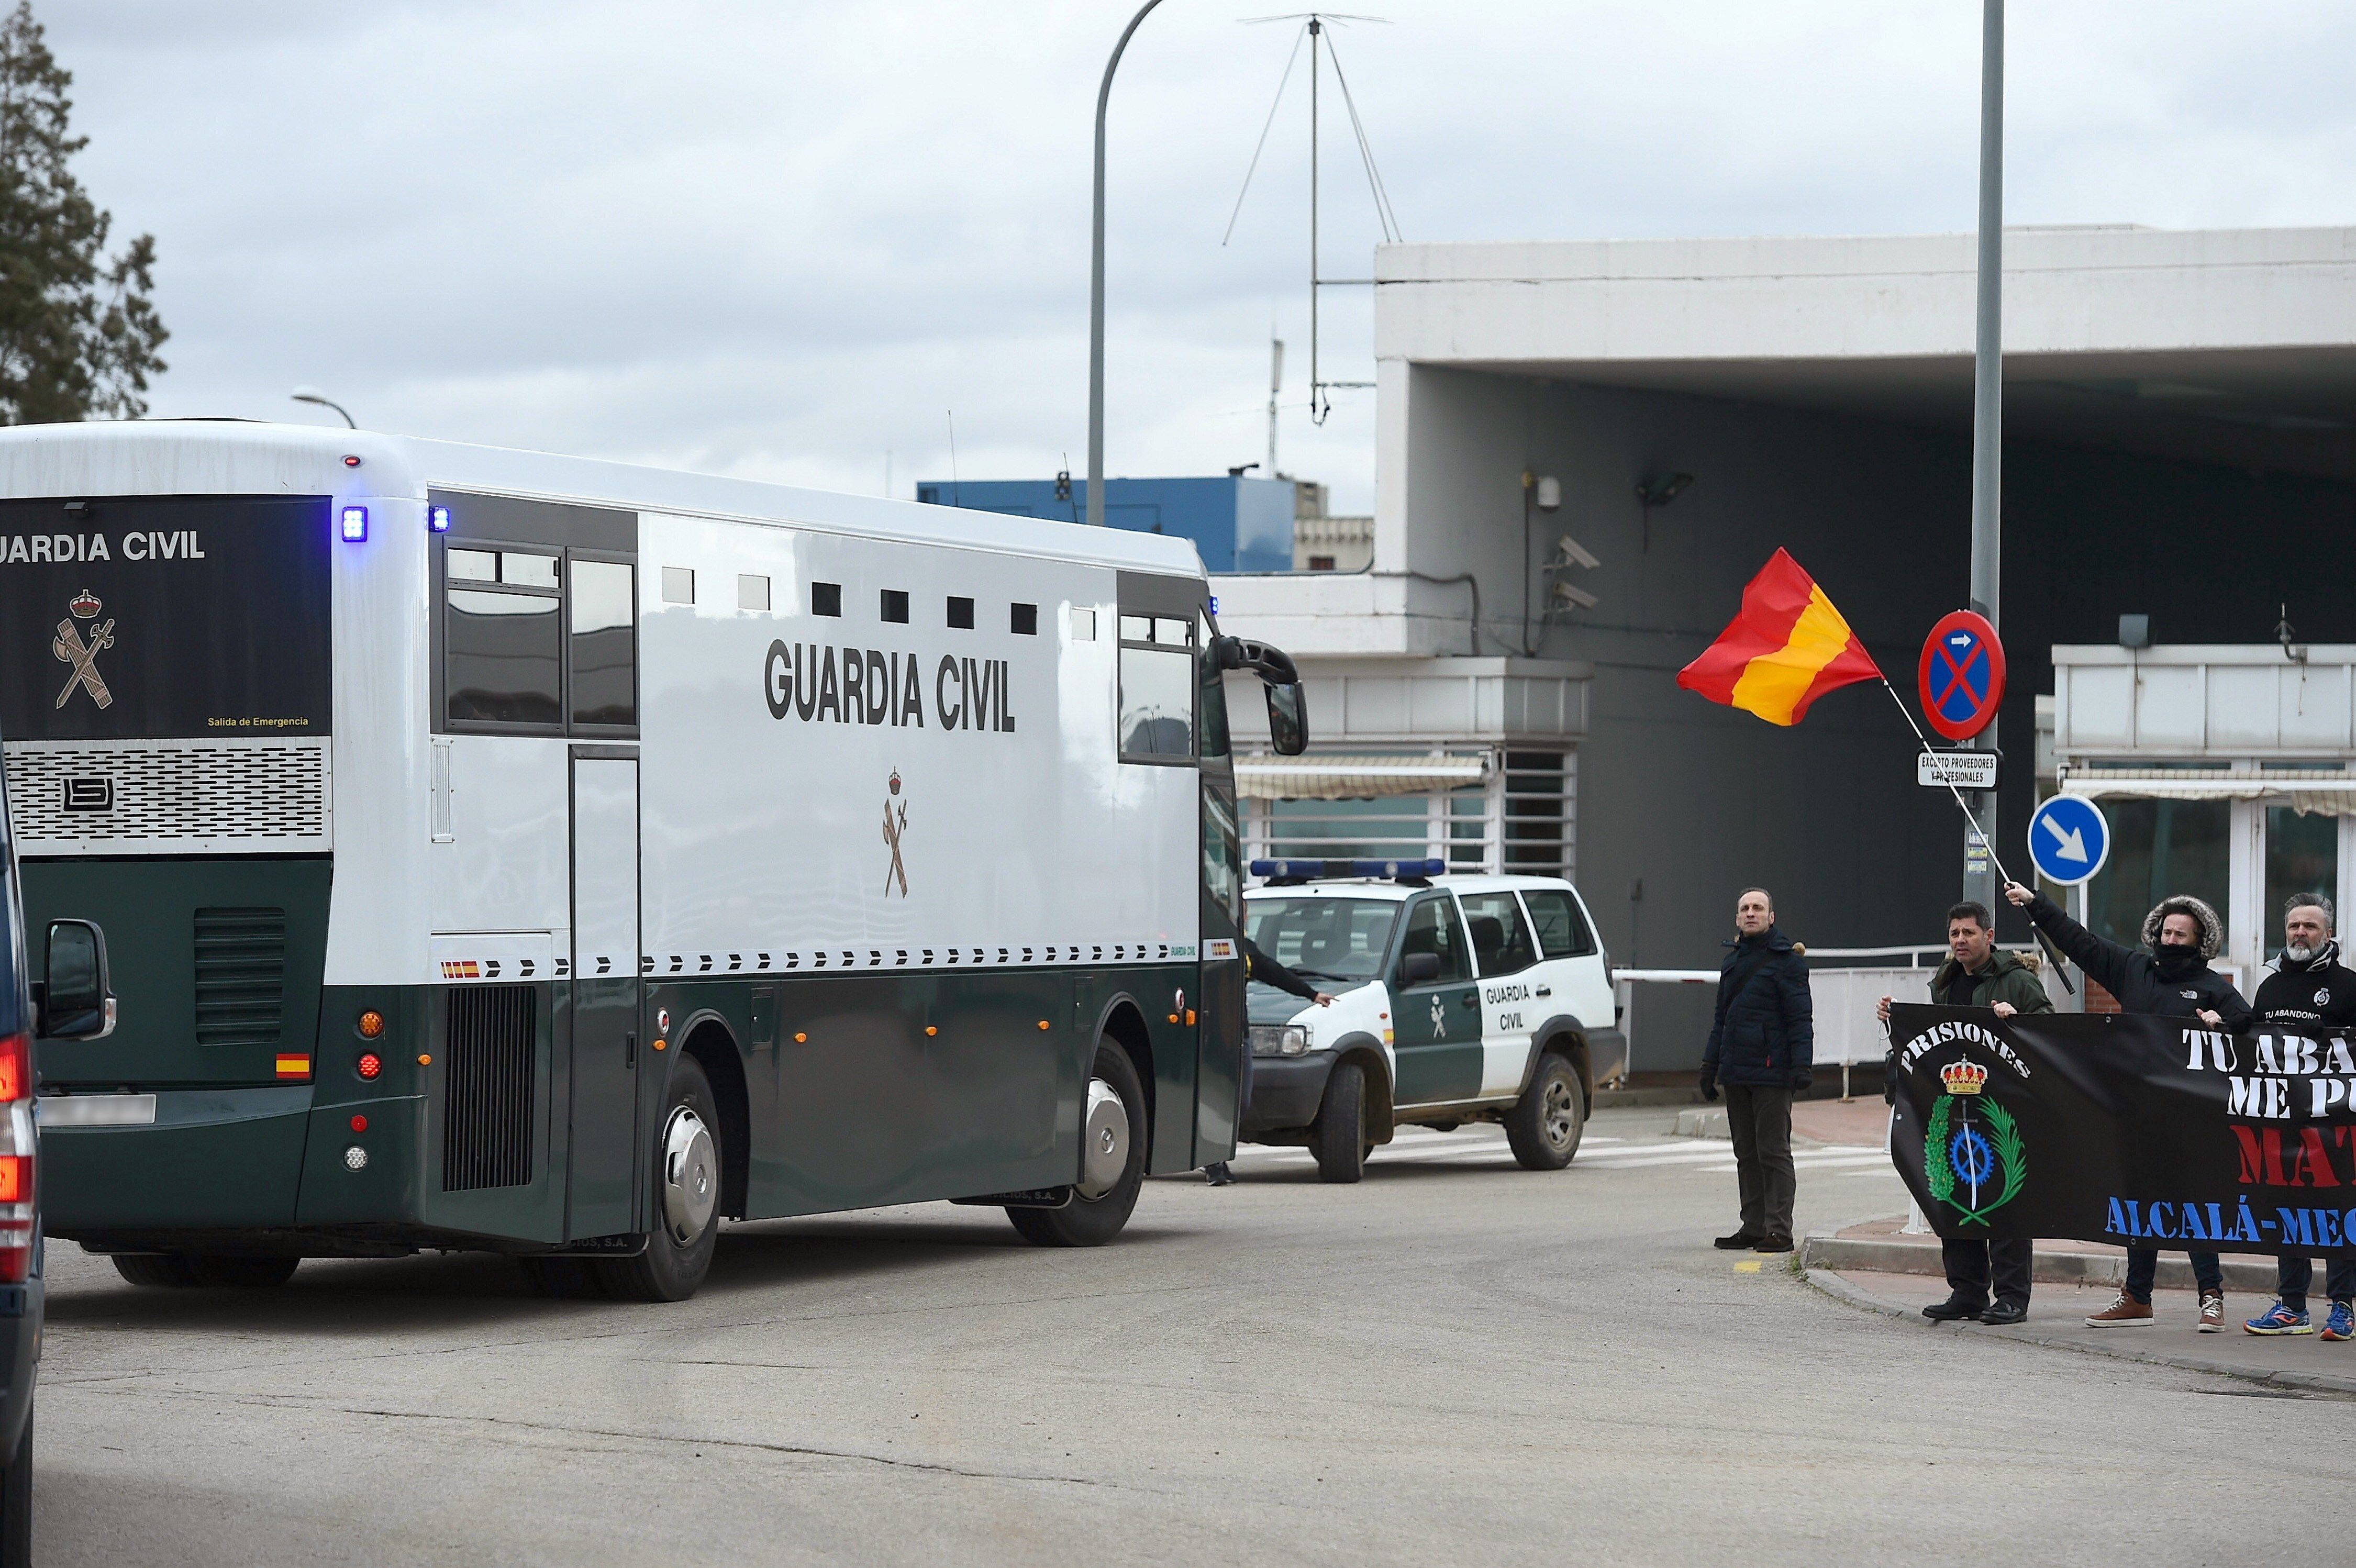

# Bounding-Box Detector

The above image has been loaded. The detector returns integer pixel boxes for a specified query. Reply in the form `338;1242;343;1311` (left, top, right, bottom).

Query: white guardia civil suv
1240;863;1623;1182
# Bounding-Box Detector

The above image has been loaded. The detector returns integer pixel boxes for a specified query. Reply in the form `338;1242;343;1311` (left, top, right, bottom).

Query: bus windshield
1245;897;1401;982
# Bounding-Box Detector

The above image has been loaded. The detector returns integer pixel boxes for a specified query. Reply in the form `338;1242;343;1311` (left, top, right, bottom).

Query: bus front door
568;752;642;1240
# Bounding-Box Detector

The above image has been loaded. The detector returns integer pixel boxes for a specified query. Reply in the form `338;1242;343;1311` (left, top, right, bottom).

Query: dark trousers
2279;1253;2356;1310
1943;1237;2032;1309
2125;1247;2222;1303
1724;1084;1795;1238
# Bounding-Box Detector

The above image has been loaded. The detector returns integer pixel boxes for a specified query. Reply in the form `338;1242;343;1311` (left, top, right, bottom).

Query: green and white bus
0;422;1306;1300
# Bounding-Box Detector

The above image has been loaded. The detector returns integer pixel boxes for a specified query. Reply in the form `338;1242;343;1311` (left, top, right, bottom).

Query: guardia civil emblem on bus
0;422;1309;1302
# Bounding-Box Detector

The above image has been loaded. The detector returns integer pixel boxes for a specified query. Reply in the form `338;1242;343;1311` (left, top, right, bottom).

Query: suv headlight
1249;1024;1312;1058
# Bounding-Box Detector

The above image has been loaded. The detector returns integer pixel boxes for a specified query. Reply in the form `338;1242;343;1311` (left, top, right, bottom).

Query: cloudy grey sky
45;1;2356;512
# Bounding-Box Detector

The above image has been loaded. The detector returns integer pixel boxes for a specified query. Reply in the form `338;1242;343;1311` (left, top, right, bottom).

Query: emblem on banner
1924;1056;2026;1225
51;590;116;710
881;770;910;896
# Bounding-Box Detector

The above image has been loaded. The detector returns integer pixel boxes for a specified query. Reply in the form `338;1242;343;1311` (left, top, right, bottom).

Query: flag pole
1878;677;2076;994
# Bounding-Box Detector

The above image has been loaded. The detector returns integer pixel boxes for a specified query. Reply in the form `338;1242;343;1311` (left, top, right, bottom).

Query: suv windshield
1245;897;1401;982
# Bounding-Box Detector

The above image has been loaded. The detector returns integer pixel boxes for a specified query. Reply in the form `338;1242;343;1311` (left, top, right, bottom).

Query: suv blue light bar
1249;858;1446;881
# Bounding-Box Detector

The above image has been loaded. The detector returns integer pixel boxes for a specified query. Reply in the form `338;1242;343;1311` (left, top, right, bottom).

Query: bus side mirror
1264;683;1308;757
1399;952;1442;986
39;920;116;1041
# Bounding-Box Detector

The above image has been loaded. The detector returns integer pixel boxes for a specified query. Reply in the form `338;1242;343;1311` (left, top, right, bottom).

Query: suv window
1394;895;1472;986
1458;890;1539;976
1246;896;1401;983
1520;887;1597;959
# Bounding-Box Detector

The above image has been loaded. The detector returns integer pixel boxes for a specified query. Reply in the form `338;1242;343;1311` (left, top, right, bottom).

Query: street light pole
1087;0;1168;529
291;385;355;429
1964;0;2003;911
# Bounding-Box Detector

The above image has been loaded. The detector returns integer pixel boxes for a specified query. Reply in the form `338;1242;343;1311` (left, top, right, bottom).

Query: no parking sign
1918;611;2006;742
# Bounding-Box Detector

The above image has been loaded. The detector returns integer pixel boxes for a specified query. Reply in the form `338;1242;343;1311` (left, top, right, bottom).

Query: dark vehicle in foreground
0;730;117;1565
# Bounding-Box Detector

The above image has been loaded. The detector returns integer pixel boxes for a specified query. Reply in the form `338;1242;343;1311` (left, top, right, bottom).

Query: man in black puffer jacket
1702;886;1813;1254
2244;893;2356;1338
2006;880;2251;1330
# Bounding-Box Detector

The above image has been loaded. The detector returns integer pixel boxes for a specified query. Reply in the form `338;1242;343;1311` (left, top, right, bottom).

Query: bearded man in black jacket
2244;894;2356;1340
2006;880;2251;1330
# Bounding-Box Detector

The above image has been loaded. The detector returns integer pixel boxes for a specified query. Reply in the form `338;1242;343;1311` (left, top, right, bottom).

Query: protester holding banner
2243;894;2356;1339
2005;881;2251;1329
1879;900;2051;1325
1703;888;1813;1254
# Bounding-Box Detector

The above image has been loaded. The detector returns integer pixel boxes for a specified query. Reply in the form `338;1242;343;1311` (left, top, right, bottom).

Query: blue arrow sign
2026;795;2110;887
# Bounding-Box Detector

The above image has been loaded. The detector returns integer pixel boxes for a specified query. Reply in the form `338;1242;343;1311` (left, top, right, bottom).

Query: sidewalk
1804;1217;2356;1396
1674;1096;1892;1148
1803;1214;2279;1292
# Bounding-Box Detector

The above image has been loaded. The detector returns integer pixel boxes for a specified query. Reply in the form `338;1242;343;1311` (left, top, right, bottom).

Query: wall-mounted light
1535;475;1562;511
1636;472;1694;552
339;506;368;543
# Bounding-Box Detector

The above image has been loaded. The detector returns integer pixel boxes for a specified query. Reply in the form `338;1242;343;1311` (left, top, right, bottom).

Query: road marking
1734;1259;1763;1273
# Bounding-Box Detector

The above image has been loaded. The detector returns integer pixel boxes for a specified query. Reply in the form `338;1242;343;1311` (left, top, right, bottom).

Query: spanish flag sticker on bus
275;1054;312;1081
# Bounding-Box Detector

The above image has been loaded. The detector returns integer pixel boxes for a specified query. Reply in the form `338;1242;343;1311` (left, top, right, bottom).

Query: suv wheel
1311;1061;1367;1184
1505;1051;1584;1170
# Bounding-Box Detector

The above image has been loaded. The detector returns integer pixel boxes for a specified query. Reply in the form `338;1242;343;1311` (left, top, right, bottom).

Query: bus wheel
188;1255;301;1288
1310;1061;1367;1184
516;1258;607;1299
1505;1052;1585;1171
112;1254;201;1288
596;1057;722;1303
1008;1042;1145;1247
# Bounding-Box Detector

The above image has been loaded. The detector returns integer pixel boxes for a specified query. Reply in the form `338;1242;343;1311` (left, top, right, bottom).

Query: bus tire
112;1254;201;1288
1311;1062;1367;1184
517;1258;607;1299
188;1255;301;1288
596;1057;723;1303
1007;1041;1146;1247
1505;1051;1584;1171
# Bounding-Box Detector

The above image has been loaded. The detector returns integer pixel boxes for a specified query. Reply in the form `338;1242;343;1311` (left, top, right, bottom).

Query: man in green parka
1877;900;2052;1325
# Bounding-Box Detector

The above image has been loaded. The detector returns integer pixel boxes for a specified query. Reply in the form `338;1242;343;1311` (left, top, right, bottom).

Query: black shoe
1922;1295;1985;1323
1202;1162;1235;1187
1980;1299;2028;1326
1752;1233;1795;1253
1713;1230;1763;1250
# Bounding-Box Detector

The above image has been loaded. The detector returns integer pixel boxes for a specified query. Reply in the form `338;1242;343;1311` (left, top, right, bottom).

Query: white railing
1613;947;1955;1089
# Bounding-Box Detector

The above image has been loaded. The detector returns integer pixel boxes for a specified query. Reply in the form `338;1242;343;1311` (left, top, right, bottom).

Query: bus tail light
0;1032;24;1102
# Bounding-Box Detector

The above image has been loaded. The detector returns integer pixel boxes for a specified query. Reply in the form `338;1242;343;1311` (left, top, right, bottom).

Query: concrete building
1215;225;2356;1053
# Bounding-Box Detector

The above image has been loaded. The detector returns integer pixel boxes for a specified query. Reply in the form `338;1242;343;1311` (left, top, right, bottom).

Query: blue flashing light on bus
428;505;450;532
1249;858;1446;884
339;506;368;543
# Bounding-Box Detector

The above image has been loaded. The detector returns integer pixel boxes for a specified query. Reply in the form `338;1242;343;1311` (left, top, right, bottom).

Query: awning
2062;772;2356;816
1234;753;1491;800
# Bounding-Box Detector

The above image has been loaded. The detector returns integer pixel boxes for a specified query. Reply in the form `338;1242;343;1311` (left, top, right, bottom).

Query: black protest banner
1889;1004;2356;1258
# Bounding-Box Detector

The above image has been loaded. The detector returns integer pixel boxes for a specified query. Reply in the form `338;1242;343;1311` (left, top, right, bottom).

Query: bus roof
0;420;1212;579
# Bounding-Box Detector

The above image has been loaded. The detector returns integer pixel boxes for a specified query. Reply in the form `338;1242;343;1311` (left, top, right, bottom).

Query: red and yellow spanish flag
1677;549;1881;726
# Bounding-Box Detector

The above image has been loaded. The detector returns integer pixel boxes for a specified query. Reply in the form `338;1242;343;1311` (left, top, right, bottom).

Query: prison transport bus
0;421;1308;1301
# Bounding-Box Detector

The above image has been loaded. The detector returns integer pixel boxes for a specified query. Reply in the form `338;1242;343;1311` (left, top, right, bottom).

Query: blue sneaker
2324;1302;2354;1342
2244;1300;2314;1336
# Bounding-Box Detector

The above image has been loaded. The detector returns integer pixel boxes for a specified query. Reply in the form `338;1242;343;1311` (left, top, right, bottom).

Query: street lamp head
291;386;357;429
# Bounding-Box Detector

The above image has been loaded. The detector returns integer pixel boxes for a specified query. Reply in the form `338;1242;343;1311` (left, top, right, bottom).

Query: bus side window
1117;611;1194;761
447;549;562;727
570;558;636;728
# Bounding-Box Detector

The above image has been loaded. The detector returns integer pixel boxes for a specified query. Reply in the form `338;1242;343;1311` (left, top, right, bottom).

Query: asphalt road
29;1108;2356;1566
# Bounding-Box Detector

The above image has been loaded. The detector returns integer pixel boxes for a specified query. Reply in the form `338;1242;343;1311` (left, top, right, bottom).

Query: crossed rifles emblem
52;591;115;711
882;770;910;897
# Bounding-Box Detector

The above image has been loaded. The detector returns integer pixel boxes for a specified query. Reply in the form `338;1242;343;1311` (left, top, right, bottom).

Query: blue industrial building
914;475;1295;573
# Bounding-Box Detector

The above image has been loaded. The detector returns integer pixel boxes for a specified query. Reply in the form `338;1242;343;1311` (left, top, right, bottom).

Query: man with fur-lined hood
2005;879;2252;1330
